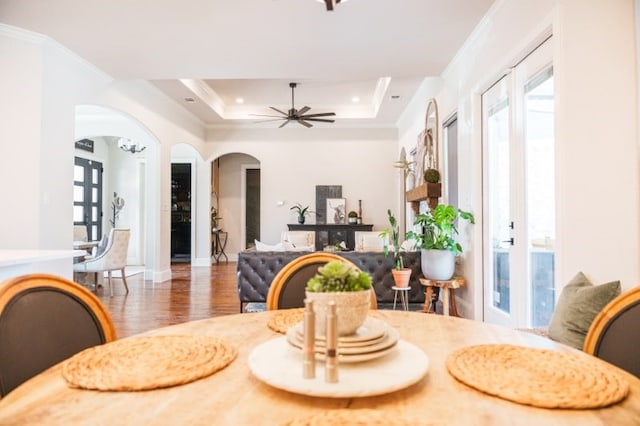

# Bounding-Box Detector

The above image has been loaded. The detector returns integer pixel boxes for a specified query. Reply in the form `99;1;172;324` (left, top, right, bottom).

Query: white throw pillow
255;240;285;252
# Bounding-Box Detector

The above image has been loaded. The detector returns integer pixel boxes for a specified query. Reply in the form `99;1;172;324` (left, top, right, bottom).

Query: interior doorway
245;168;261;248
171;163;192;263
73;156;103;241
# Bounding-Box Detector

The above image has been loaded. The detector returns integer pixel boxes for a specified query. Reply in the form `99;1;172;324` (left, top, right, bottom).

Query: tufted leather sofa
237;251;425;312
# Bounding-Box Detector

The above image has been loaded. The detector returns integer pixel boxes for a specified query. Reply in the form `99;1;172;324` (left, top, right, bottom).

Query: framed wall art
326;198;346;224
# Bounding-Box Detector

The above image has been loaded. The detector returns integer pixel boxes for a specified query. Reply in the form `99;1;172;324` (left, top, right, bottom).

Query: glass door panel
483;36;554;329
525;69;555;327
483;77;513;326
74;157;103;241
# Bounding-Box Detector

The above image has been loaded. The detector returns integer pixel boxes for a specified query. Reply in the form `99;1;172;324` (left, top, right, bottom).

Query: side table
419;277;466;316
392;286;411;311
212;230;228;263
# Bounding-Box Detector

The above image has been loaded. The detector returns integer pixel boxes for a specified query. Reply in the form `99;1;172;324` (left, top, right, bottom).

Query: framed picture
326;198;346;224
315;185;342;224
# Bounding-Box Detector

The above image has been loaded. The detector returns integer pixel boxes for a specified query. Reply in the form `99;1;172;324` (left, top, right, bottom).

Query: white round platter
248;336;429;398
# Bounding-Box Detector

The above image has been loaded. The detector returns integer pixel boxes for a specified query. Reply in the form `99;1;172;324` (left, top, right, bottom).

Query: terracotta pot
304;289;371;336
391;268;412;288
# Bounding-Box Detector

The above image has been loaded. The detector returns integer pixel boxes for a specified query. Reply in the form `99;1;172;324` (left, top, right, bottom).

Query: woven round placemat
446;344;629;409
285;409;434;426
267;308;304;334
62;335;237;391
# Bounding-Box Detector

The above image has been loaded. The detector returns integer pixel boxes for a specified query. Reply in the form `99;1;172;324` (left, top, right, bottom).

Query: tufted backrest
237;251;424;311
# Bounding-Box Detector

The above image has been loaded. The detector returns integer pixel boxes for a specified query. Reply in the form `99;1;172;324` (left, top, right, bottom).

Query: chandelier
117;137;146;154
319;0;345;11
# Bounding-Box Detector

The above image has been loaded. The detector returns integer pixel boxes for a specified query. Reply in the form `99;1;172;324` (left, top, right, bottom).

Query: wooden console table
287;224;373;251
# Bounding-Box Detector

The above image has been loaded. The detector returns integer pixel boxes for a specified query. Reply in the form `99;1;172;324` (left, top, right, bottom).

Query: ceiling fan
252;82;336;128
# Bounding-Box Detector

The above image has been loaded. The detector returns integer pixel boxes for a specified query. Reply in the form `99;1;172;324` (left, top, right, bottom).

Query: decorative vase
298;216;305;224
391;268;412;288
421;249;455;281
304;289;371;336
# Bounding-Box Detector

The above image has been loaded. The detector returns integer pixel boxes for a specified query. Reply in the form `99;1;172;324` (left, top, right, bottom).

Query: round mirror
424;98;439;172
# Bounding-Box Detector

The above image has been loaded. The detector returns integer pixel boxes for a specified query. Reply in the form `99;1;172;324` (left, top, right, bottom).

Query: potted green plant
290;203;312;224
406;204;475;280
306;260;373;336
347;210;358;224
379;209;412;287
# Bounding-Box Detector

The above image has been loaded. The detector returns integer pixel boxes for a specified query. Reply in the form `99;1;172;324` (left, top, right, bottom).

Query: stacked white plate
285;317;399;363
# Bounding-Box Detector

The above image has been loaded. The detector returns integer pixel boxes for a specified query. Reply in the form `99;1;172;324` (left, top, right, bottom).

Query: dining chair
73;228;130;297
0;274;116;397
266;252;377;310
354;231;388;252
73;224;88;242
583;286;640;377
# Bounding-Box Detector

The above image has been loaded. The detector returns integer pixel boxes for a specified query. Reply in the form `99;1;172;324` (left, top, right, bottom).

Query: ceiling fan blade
250;114;287;118
297;120;313;128
304;118;335;123
253;118;288;123
299;112;336;118
269;107;289;116
297;106;311;116
279;120;290;128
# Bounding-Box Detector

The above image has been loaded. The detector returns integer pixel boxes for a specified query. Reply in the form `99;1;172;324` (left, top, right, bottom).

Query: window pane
525;69;555;327
92;168;99;184
487;97;511;314
73;206;84;222
92;187;98;202
92;206;98;222
74;185;84;202
74;165;84;182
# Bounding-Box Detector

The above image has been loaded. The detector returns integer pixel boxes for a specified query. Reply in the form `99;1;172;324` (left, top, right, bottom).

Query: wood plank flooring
95;262;240;338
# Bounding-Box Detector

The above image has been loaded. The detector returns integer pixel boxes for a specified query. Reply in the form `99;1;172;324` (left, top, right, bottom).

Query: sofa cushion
548;272;620;350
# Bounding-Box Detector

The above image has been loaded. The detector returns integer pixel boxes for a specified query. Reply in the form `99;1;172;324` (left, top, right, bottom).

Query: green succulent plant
306;260;372;292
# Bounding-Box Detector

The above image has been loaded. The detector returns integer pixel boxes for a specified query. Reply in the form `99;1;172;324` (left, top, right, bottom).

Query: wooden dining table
0;310;639;425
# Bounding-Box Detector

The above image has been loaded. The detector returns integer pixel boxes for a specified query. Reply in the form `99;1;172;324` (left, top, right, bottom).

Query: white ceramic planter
305;289;371;336
421;249;455;281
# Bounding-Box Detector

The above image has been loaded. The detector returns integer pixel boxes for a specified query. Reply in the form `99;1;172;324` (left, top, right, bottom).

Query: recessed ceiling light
184;97;196;103
235;97;245;104
391;95;400;99
351;96;360;103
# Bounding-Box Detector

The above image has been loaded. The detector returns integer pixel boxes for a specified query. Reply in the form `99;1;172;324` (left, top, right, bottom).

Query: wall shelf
406;183;441;213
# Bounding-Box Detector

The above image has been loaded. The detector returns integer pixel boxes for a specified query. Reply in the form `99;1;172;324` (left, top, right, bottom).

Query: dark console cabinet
287;224;373;251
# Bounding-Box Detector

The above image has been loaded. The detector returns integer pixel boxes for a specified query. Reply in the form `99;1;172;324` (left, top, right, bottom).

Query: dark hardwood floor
95;262;240;338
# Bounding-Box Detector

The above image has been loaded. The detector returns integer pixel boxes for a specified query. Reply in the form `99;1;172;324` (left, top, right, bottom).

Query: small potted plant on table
290;203;312;224
306;260;373;336
379;209;412;288
347;211;358;224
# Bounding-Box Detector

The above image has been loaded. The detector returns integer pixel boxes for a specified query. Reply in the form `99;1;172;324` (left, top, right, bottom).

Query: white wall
0;25;111;250
206;127;400;259
398;0;639;320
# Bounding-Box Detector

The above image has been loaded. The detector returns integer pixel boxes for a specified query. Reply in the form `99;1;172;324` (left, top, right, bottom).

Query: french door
482;37;555;328
73;157;103;241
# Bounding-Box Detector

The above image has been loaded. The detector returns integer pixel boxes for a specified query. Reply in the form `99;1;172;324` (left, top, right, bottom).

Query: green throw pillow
547;272;621;350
